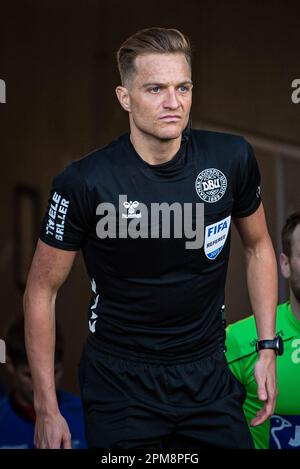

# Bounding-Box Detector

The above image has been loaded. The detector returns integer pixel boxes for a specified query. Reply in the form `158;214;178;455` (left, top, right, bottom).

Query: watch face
276;336;284;356
256;336;284;355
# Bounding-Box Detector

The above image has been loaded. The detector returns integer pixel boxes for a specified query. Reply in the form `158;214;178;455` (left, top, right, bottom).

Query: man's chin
159;134;181;141
156;128;183;141
139;124;185;142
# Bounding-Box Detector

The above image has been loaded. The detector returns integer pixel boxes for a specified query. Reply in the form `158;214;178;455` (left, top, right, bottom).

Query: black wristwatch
255;336;284;356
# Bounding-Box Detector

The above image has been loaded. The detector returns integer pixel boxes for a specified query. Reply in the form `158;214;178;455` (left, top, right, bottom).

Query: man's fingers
256;378;268;401
251;405;268;426
251;381;277;427
266;376;277;412
251;398;275;427
34;415;72;449
62;432;72;449
39;434;62;449
252;354;278;427
251;415;266;426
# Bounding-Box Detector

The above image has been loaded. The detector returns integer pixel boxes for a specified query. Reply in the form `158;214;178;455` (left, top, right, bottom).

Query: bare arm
234;203;278;426
234;203;278;340
23;239;77;448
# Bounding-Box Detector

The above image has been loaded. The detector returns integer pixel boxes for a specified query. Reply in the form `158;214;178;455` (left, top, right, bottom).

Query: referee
24;27;278;449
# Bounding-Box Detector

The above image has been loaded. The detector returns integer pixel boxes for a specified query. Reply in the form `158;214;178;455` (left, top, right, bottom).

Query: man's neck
130;129;182;165
290;289;300;322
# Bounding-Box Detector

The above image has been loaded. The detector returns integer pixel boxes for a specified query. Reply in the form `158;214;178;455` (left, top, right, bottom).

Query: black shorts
78;336;254;449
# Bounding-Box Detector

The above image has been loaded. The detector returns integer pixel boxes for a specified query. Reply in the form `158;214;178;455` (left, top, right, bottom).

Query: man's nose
163;88;180;109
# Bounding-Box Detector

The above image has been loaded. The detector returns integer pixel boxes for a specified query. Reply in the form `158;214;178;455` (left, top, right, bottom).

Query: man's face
289;224;300;302
117;53;193;141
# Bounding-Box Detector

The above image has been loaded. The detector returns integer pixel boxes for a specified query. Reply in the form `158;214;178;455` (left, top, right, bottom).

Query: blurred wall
0;0;299;393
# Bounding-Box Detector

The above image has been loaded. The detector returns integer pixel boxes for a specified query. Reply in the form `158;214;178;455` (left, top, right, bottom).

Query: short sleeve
232;140;261;218
39;163;94;251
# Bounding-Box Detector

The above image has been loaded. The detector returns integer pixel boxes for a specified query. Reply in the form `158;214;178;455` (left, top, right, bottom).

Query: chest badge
204;215;231;260
195;168;227;203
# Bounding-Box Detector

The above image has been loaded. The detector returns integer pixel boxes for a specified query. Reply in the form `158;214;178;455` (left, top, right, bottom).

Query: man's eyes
179;85;189;92
148;85;191;94
149;87;161;94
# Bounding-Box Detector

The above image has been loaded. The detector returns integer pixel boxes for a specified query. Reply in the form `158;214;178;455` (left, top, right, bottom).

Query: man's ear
280;252;291;279
115;86;131;112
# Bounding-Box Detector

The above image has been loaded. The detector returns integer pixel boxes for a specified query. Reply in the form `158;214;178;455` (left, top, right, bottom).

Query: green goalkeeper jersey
226;302;300;449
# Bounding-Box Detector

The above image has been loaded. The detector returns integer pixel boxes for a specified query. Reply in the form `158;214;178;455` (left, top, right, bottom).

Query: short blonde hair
117;27;192;86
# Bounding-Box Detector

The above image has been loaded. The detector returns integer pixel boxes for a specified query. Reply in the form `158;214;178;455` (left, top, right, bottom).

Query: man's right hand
34;411;72;449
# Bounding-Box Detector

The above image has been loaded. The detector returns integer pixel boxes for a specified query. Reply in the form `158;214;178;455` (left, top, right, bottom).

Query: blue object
0;390;87;449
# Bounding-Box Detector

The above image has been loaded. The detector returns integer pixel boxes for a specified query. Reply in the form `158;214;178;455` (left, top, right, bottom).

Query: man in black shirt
24;27;278;449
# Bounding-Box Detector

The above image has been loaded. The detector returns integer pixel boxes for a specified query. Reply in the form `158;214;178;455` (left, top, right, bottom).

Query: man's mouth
159;115;181;121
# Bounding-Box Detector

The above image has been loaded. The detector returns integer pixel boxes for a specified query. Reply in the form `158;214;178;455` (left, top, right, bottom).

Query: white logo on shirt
122;201;141;219
270;415;300;449
195;168;227;203
45;191;70;241
291;339;300;364
289;426;300;447
89;278;99;334
204;216;231;260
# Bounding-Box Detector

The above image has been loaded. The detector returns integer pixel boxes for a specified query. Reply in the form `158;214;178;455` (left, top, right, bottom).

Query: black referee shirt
39;129;261;356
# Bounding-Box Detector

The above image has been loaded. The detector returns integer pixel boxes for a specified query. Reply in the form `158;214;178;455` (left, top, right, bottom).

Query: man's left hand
251;349;278;426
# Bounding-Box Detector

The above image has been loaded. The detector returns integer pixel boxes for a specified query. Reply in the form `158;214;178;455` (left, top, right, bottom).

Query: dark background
0;0;299;393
